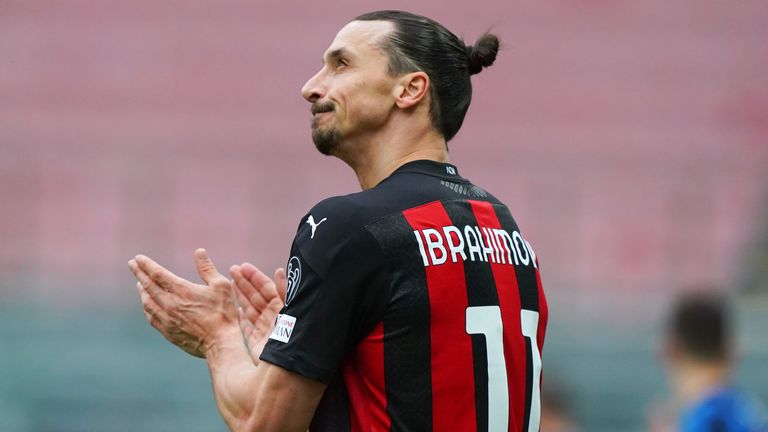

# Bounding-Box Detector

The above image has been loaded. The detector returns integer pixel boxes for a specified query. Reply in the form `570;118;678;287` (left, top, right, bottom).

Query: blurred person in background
129;10;548;432
540;376;579;432
651;290;767;432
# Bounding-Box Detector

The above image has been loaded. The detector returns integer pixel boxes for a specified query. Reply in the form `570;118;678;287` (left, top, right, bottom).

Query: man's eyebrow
322;47;353;64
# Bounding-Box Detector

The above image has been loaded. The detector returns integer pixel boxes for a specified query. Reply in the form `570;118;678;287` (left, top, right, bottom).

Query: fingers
129;259;173;307
129;257;174;334
137;280;170;330
231;272;260;325
240;263;276;294
233;263;276;312
193;248;230;289
274;267;287;302
133;254;180;291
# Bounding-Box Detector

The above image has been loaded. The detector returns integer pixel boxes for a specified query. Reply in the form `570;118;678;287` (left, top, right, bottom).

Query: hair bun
465;33;499;75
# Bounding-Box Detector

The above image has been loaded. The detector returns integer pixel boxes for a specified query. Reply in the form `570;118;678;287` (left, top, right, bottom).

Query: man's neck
343;126;449;190
674;360;731;406
355;147;449;190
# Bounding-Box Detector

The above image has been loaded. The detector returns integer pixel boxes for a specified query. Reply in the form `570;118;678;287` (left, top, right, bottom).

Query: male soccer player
129;10;547;432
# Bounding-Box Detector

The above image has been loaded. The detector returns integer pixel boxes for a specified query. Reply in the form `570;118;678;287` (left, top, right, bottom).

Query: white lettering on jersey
512;230;529;266
464;225;484;262
443;225;466;263
525;239;538;269
476;226;494;262
269;314;297;343
423;228;447;265
412;225;538;268
495;229;517;265
483;227;500;263
414;231;429;266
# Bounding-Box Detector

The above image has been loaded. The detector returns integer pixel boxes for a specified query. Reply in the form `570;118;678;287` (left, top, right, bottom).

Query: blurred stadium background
1;0;767;430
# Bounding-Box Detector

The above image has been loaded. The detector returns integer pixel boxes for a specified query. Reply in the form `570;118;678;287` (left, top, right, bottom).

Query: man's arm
205;326;325;431
129;250;325;431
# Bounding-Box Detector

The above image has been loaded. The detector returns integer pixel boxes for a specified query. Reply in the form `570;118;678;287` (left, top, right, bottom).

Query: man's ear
394;72;429;109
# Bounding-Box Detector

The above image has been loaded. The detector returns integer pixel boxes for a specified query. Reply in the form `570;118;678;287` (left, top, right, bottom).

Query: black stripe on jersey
493;205;539;312
442;200;500;432
367;213;433;432
522;339;534;432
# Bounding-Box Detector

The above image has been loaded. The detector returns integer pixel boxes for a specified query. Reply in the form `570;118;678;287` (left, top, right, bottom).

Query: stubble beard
310;100;343;156
311;119;342;156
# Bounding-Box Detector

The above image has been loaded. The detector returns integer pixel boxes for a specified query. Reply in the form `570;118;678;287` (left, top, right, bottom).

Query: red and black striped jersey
260;160;548;432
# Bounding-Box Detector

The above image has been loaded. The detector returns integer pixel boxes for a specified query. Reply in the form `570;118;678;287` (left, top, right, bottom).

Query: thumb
194;248;228;288
274;267;287;302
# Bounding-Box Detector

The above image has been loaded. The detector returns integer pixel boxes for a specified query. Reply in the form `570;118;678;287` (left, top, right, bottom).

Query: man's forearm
204;327;325;432
205;326;263;431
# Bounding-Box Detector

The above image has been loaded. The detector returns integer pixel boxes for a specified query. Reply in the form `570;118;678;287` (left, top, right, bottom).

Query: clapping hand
129;249;240;358
229;263;286;364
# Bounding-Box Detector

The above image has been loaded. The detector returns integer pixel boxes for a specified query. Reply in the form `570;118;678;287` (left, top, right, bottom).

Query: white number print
466;306;509;432
466;306;541;432
521;309;541;432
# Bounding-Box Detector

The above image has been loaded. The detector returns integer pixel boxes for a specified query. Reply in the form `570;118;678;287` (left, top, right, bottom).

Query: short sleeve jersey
260;160;548;432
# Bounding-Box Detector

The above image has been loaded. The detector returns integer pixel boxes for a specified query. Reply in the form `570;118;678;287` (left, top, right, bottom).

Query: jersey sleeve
259;201;391;383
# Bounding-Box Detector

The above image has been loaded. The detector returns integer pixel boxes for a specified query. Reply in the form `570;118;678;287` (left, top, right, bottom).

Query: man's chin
311;127;341;156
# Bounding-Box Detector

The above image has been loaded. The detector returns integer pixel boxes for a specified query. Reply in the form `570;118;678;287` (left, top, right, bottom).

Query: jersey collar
390;159;463;180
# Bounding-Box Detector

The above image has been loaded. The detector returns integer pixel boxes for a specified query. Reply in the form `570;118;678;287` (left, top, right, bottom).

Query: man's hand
128;249;241;358
229;263;286;363
130;251;325;431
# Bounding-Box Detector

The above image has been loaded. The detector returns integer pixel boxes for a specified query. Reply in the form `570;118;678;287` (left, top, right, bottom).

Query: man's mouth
311;102;335;116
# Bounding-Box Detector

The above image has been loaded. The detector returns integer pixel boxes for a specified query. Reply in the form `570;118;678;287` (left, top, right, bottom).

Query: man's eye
336;59;348;68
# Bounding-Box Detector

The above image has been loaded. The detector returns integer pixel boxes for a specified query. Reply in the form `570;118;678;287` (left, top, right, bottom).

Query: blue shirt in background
681;387;768;432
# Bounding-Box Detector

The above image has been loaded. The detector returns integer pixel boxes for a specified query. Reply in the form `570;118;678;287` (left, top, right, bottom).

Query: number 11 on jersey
466;306;541;432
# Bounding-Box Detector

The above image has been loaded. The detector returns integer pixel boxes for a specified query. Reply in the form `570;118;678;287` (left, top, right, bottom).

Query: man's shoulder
307;192;369;221
289;192;391;272
299;182;424;240
299;192;379;241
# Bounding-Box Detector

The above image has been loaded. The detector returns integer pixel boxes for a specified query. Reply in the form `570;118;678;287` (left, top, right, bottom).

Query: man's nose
301;70;325;103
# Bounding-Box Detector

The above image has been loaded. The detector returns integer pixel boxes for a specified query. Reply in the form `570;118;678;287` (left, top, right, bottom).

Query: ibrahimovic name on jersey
260;160;548;432
413;222;538;269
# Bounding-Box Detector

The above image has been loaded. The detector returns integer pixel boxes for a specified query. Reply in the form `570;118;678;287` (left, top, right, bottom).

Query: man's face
301;20;398;156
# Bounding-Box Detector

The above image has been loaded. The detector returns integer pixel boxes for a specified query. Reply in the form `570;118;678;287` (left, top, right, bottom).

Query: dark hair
354;10;499;142
668;291;731;361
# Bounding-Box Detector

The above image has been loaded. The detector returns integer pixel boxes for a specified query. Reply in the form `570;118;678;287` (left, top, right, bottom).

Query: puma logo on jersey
306;215;327;239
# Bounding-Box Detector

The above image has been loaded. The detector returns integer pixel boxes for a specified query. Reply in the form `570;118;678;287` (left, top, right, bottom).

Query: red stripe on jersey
341;321;390;432
468;200;525;432
403;202;477;432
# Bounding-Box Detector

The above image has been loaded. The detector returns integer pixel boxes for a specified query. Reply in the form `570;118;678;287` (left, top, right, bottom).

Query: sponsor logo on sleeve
285;256;302;305
269;314;297;343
